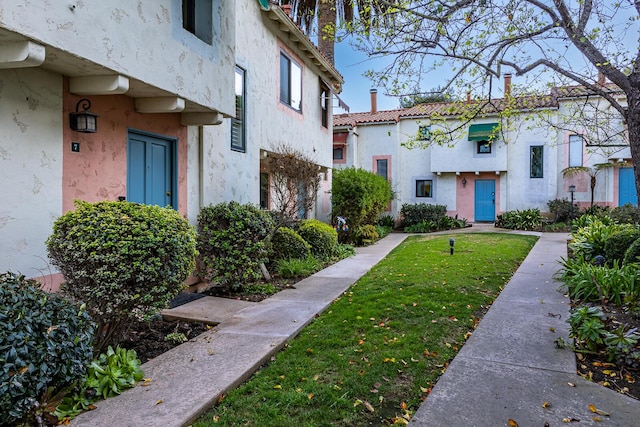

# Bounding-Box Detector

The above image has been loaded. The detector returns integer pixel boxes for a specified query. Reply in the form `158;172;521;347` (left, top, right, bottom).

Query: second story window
477;141;491;154
530;145;543;178
569;134;583;167
231;66;246;152
418;125;431;140
182;0;212;44
280;51;302;111
320;81;330;128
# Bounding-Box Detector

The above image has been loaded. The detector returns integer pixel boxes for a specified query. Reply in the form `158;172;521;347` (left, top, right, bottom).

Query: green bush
610;203;640;225
547;198;574;223
405;220;436;233
377;215;396;228
375;225;392;240
297;219;338;261
604;227;640;265
624;238;640;265
0;272;94;425
331;167;393;243
495;208;544;231
198;202;273;290
570;219;626;261
353;224;380;245
399;203;447;228
47;201;197;353
332;243;356;260
270;227;311;261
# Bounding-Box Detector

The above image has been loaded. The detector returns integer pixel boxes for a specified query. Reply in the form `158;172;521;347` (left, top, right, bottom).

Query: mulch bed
574;302;640;400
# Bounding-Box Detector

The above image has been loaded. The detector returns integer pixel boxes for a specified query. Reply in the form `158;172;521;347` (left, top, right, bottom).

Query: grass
193;233;538;426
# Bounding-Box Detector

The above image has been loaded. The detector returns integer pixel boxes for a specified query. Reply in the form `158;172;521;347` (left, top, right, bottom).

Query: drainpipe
198;126;204;209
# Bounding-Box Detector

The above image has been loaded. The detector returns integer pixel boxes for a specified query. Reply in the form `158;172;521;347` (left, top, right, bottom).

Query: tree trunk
627;90;640;208
318;0;336;64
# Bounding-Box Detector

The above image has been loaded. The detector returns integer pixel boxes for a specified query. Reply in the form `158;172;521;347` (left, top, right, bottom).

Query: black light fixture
461;177;467;188
69;98;98;133
569;185;576;220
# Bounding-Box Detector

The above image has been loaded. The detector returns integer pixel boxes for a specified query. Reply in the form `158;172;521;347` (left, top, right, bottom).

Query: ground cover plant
194;233;537;426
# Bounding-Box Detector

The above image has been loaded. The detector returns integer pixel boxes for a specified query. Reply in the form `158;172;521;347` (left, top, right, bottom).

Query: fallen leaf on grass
273;384;282;389
364;401;375;412
392;417;409;425
308;393;314;400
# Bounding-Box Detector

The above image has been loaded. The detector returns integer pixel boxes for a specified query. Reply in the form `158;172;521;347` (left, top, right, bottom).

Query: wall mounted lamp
461;177;467;188
69;98;98;133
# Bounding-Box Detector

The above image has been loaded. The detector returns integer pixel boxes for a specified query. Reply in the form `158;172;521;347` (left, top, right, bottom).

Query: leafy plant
276;256;323;279
405;219;436;233
47;200;197;353
270;226;311;262
377;215;396;228
331;243;356;260
570;213;615;232
569;218;626;261
567;306;608;351
197;202;273;290
547;198;574;223
624;238;640;265
604;326;640;368
0;272;94;426
86;346;143;400
165;332;188;345
375;225;392;239
495;208;544;231
353;224;379;245
296;219;338;261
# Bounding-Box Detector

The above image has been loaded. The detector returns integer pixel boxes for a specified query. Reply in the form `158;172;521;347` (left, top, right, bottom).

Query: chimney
598;72;606;87
370;88;378;114
504;73;512;97
281;4;292;16
466;91;471;104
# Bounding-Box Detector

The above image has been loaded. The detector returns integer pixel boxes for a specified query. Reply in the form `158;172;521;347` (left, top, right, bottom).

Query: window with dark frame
333;147;344;160
182;0;212;44
416;179;433;197
418;125;431;141
320;81;329;128
477;140;491;154
280;52;302;111
260;172;269;209
530;145;543;178
231;66;246;152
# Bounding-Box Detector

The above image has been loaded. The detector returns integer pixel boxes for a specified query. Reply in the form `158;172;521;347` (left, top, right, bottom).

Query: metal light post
569;185;576;220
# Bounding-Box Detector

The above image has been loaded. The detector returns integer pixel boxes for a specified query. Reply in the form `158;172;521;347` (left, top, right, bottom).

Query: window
416;180;433;197
530;145;543;178
376;159;388;180
260;173;269;209
231;66;246;152
333;147;344;160
477;141;491;154
569;134;583;167
320;81;329;128
280;52;302;111
418;125;431;141
182;0;212;44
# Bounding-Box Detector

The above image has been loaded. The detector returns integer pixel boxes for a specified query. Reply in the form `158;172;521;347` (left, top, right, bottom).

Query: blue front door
619;167;638;206
127;131;176;208
474;179;495;222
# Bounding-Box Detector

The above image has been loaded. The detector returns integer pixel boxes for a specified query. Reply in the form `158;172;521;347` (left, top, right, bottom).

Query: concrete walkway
71;227;640;427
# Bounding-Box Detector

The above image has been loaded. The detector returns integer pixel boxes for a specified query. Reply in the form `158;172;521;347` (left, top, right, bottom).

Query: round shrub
0;272;94;425
624;238;640;265
271;227;311;261
197;201;274;289
610;203;640;225
46;200;197;353
297;219;338;261
354;224;380;245
604;227;640;266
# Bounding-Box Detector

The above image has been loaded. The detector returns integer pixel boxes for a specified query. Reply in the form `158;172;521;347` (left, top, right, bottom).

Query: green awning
468;123;500;141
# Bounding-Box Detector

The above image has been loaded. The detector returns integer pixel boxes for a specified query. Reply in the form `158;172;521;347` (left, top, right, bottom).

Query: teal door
127;131;176;208
619;167;638;206
474;179;495;221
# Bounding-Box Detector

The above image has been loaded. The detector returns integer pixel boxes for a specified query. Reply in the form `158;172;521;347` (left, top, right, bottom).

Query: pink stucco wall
62;81;188;216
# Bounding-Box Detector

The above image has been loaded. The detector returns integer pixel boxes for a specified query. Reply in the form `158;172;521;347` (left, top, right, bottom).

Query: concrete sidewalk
71;228;640;427
409;232;640;426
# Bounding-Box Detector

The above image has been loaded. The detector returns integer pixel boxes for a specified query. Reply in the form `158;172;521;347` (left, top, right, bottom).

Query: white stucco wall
0;68;62;277
0;0;235;115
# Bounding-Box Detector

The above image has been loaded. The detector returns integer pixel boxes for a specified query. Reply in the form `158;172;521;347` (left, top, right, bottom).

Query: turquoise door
619;167;638;206
474;179;496;221
127;131;176;208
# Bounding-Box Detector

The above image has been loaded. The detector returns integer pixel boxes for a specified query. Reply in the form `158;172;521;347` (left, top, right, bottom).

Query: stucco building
0;1;342;287
333;78;634;223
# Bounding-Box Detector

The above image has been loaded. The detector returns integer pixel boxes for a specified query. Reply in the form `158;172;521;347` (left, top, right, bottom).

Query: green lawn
193;233;538;426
